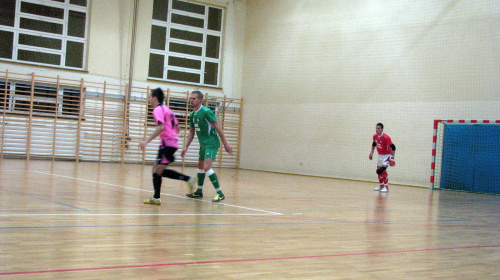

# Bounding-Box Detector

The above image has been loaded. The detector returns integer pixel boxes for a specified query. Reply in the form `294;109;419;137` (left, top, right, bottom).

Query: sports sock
378;175;385;187
153;173;162;199
206;169;221;190
162;169;189;181
380;171;388;189
197;169;206;188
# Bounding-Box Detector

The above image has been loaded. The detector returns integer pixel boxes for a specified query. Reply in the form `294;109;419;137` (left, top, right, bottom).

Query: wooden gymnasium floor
0;158;499;279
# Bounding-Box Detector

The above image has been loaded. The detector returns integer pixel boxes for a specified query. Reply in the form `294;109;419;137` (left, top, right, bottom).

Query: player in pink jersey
139;88;194;205
369;123;396;192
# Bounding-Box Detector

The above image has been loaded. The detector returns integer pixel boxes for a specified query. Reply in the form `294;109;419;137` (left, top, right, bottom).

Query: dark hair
151;87;165;104
376;123;384;129
191;90;203;100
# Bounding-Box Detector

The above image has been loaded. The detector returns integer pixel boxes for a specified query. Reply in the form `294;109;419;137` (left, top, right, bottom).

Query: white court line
33;171;282;216
0;213;273;216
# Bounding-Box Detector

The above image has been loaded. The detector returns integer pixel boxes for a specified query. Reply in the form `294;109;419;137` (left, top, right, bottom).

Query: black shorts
156;146;177;165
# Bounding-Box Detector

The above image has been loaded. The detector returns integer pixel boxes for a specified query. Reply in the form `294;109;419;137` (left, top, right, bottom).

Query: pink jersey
152;105;179;148
373;133;393;155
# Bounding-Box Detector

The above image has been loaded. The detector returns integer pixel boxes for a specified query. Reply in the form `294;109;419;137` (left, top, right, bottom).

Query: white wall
239;0;500;187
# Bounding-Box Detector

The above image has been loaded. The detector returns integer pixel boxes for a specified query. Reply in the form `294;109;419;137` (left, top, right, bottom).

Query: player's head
190;90;203;108
150;87;165;105
191;90;203;100
376;123;384;135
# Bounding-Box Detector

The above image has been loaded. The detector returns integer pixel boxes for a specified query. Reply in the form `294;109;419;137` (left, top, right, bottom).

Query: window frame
148;0;224;88
0;0;89;70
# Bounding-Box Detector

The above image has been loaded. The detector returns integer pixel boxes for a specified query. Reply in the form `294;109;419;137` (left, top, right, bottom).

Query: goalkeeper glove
389;155;396;167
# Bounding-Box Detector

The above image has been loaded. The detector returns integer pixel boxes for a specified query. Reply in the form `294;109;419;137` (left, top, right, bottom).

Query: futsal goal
430;120;500;194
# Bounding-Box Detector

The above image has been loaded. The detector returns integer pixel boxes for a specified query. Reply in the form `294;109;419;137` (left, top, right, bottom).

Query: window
149;0;224;87
12;84;58;113
0;82;81;117
0;0;89;70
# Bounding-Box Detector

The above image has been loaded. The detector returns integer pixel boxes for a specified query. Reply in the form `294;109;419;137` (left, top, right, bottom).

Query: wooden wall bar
0;70;241;168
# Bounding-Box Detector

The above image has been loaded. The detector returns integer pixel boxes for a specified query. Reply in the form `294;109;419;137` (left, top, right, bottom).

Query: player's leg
374;155;384;191
379;155;390;192
162;169;195;193
144;163;165;205
159;147;195;191
376;167;389;192
202;147;225;202
374;155;390;192
385;155;395;189
374;166;385;191
186;147;206;199
162;168;194;183
145;147;171;205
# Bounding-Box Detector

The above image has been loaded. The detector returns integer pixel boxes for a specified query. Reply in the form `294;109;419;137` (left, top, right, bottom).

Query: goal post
430;119;500;194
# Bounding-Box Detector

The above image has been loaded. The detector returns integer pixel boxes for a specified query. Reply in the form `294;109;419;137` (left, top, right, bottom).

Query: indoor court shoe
144;197;161;205
186;192;203;199
212;193;225;202
186;176;196;193
380;187;389;193
373;186;382;191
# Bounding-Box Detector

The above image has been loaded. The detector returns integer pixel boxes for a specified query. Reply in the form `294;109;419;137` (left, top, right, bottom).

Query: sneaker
380;187;389;193
186;192;203;199
144;196;161;205
186;176;196;193
212;193;225;202
373;186;382;191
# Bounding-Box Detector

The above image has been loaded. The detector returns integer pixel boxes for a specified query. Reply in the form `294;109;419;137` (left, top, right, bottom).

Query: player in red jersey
369;123;396;192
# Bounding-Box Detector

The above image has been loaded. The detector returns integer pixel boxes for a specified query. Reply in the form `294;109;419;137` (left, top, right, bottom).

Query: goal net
430;120;500;194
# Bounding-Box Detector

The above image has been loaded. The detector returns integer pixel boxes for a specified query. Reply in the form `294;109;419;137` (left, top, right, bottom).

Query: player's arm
212;121;233;155
139;123;164;150
389;143;396;166
369;141;376;160
390;144;396;156
172;113;180;133
181;127;195;158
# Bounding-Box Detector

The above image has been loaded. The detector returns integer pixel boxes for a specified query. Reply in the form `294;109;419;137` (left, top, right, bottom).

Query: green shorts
199;146;219;161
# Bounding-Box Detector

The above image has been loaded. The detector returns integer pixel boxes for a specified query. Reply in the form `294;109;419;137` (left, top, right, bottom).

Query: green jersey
189;105;220;148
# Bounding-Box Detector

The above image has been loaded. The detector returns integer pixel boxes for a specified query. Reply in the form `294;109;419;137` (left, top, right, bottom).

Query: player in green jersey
181;91;233;202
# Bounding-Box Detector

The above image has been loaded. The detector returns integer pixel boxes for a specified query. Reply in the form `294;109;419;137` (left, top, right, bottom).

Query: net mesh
434;122;500;194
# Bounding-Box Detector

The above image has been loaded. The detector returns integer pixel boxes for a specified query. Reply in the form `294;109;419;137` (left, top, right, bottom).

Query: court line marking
32;171;282;215
0;218;489;229
0;220;500;230
0;187;91;211
1;244;498;276
21;194;90;211
0;213;274;217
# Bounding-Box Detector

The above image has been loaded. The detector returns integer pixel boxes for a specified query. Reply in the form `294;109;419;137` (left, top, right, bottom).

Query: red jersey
373;133;393;155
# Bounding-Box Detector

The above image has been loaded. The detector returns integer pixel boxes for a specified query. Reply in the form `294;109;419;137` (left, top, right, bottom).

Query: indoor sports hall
1;0;499;279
